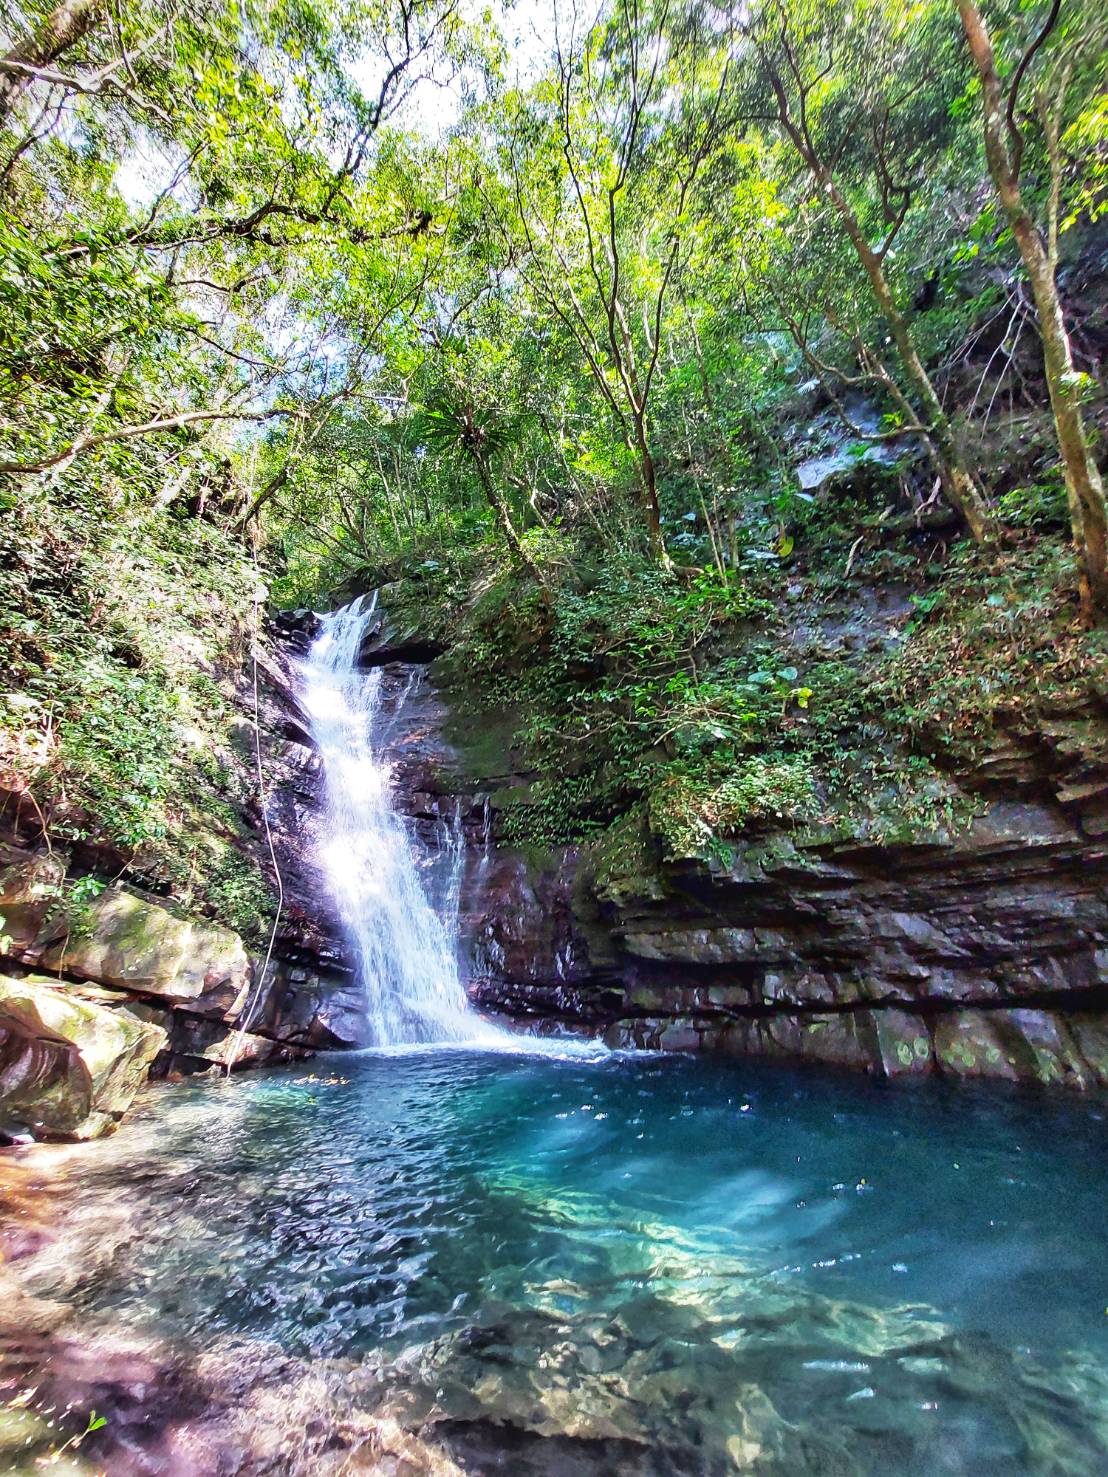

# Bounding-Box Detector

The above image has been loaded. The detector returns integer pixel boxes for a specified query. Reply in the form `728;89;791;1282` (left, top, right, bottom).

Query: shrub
649;755;817;860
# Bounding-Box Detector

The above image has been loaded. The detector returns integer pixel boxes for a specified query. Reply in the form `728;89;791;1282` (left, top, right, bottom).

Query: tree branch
1006;0;1062;179
0;405;301;477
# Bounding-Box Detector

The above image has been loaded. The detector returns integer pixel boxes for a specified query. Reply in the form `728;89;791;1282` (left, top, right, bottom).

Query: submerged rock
0;973;165;1139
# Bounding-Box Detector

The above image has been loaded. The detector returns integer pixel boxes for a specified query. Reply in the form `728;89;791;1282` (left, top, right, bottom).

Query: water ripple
3;1052;1108;1474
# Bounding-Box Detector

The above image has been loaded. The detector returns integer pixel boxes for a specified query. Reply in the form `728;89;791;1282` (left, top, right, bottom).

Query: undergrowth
376;488;1103;878
0;446;275;938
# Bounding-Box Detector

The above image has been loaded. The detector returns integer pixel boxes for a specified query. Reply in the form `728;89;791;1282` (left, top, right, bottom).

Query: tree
422;390;542;580
0;0;458;487
739;0;996;542
500;0;732;568
413;296;549;585
0;0;105;124
957;0;1108;617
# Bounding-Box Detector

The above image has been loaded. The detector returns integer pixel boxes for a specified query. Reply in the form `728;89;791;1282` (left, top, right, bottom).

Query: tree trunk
238;466;290;530
759;55;995;542
1013;212;1108;615
821;179;994;542
632;412;670;567
470;450;545;587
640;448;669;567
0;0;105;123
958;0;1108;618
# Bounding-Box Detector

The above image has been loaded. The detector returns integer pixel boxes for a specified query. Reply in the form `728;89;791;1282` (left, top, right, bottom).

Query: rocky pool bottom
0;1050;1106;1476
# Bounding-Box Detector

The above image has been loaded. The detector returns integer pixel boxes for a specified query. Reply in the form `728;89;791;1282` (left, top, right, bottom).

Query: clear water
10;1051;1108;1473
300;596;499;1047
6;611;1105;1471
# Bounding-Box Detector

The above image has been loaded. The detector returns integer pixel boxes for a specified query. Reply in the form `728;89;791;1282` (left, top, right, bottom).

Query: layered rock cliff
355;595;1108;1090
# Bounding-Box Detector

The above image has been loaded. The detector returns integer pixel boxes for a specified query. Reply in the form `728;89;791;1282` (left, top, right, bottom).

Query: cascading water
300;594;494;1047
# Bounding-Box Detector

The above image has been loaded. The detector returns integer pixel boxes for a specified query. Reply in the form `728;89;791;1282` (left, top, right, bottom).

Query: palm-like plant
420;393;544;584
421;400;514;462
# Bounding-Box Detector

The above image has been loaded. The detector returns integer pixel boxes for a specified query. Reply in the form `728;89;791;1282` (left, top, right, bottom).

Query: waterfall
300;595;495;1047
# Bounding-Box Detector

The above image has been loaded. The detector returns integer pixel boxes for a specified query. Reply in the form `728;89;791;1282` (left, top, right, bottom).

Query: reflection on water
2;1052;1108;1473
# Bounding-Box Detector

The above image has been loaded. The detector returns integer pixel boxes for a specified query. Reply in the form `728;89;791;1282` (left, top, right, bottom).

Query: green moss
497;772;607;849
591;809;664;901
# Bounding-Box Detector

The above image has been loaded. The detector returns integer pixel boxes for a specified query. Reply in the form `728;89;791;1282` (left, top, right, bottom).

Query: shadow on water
2;1052;1108;1473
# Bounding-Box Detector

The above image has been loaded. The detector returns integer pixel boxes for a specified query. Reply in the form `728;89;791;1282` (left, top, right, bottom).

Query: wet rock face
9;594;1101;1102
135;607;1108;1091
461;802;1108;1087
248;631;370;1049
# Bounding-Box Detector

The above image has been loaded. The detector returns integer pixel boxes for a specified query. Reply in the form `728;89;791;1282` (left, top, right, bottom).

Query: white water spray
301;595;495;1047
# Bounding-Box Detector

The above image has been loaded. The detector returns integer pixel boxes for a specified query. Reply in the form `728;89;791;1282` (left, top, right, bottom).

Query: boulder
0;846;67;955
270;607;322;648
37;887;252;1017
355;610;445;668
0;973;166;1139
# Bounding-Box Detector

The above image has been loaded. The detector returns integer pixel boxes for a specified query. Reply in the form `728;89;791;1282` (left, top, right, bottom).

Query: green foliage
880;540;1107;766
649;755;819;862
2;0;1106;937
551;565;773;673
498;774;607;850
203;846;277;939
996;473;1070;531
0;466;275;927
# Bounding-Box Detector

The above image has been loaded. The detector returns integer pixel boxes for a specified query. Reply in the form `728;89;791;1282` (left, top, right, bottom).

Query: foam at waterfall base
340;1031;612;1062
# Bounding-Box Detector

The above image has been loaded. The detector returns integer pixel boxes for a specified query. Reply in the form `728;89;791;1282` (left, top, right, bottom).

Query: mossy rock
37;886;251;1015
591;810;667;905
0;972;166;1139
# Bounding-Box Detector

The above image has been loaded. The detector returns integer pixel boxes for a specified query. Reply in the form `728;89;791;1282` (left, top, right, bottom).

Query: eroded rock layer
358;622;1108;1089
